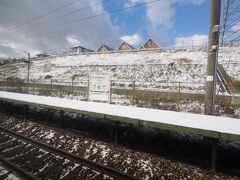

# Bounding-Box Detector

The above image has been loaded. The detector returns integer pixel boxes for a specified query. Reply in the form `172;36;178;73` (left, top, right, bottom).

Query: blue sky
0;0;225;57
103;0;212;47
174;2;209;37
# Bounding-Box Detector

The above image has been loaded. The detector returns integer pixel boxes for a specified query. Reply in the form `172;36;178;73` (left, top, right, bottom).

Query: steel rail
0;127;138;180
0;156;40;180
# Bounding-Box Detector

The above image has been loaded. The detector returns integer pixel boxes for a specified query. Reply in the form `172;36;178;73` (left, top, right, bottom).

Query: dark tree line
0;57;26;66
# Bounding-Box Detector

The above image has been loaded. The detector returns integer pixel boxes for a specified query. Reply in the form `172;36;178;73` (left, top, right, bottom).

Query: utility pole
24;51;30;93
205;0;221;115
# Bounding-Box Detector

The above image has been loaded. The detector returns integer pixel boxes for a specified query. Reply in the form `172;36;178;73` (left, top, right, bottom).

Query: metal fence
35;41;240;58
1;78;239;118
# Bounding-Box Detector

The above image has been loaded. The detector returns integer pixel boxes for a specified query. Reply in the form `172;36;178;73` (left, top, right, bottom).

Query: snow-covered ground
0;51;207;83
0;47;239;117
219;47;240;80
0;91;240;137
0;47;239;83
1;47;239;96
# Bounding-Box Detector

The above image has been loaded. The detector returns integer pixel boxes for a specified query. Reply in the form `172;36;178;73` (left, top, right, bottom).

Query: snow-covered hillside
218;47;240;80
0;47;239;94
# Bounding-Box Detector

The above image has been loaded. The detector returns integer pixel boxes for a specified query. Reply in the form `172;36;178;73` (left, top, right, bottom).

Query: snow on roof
1;91;240;138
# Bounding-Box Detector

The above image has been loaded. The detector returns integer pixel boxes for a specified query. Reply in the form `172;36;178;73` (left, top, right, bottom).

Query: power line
223;27;240;40
55;0;111;20
62;0;160;25
0;0;83;36
227;4;240;17
0;0;111;39
221;0;240;46
221;0;230;45
225;16;240;28
225;33;240;45
0;0;161;41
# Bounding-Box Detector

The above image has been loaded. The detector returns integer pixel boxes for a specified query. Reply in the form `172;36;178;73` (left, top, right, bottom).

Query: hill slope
0;47;239;94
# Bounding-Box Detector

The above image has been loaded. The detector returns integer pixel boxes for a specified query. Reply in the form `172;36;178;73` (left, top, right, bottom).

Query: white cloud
120;34;142;46
147;0;175;29
231;23;240;32
125;0;206;41
125;0;205;30
66;36;81;47
0;0;120;57
125;0;175;29
124;0;143;8
0;0;207;57
174;34;208;48
173;0;205;5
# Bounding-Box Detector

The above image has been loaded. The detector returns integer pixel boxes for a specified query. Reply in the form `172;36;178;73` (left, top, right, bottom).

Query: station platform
0;91;240;141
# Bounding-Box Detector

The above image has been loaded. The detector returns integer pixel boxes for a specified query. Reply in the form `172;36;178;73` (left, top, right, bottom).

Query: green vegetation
232;101;240;109
72;74;80;80
234;80;240;93
44;75;52;79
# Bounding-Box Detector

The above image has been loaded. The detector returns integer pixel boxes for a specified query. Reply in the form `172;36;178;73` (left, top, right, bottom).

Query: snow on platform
0;91;240;141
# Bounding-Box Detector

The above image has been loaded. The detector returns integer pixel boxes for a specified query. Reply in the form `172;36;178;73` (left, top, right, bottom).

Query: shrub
44;75;52;79
234;80;240;93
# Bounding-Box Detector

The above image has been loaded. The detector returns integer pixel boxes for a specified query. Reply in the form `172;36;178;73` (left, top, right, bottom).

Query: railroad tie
61;165;82;180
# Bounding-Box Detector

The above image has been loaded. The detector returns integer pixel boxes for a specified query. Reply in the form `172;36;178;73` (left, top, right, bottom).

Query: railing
1;78;239;118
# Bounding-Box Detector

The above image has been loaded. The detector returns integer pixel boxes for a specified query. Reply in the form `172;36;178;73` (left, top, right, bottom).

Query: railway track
0;127;137;180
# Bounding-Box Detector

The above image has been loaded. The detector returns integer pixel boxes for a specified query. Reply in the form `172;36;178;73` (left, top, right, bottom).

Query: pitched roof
70;45;94;52
70;46;82;49
117;41;135;51
36;53;51;57
97;44;114;52
140;38;161;49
